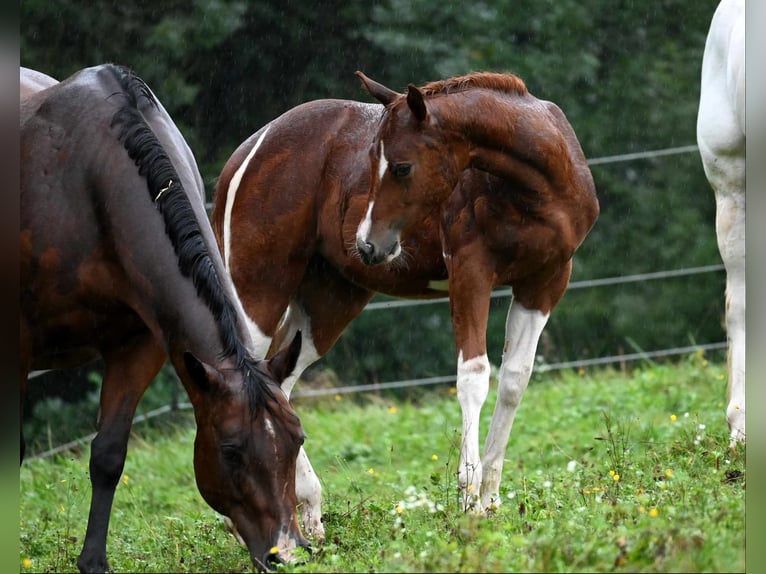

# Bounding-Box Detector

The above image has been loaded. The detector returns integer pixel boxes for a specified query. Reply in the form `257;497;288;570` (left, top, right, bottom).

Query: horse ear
356;71;400;106
406;84;427;122
267;331;302;384
183;351;223;393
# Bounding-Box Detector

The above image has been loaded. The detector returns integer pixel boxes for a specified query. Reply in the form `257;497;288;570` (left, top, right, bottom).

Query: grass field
19;352;746;572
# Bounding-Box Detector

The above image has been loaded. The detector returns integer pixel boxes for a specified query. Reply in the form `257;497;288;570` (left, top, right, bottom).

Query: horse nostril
357;240;375;264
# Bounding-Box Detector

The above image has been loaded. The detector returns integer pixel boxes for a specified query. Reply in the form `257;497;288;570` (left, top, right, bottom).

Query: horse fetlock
458;461;483;512
480;466;503;512
481;492;503;514
300;507;325;543
77;547;109;574
726;403;745;446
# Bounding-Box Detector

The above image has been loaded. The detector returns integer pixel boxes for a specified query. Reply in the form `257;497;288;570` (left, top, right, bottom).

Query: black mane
106;64;276;413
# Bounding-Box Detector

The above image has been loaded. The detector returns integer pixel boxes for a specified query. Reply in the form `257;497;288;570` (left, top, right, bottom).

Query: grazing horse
20;64;308;572
213;71;598;534
697;0;745;446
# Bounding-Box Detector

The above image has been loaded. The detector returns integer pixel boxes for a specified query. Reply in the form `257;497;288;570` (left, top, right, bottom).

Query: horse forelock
105;65;275;415
418;72;527;97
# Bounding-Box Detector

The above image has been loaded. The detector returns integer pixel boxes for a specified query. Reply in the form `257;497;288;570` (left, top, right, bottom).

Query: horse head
183;333;309;569
354;71;466;266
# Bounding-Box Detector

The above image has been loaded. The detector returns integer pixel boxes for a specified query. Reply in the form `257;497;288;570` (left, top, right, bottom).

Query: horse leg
20;321;31;464
697;1;746;446
480;263;571;511
77;334;165;573
271;256;375;541
447;255;495;512
714;186;746;446
699;153;746;445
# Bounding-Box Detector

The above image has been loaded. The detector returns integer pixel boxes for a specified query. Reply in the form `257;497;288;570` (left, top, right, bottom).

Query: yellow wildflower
670;414;677;421
396;504;403;514
122;474;130;485
665;469;673;478
334;394;342;401
269;546;280;555
368;468;375;475
22;558;32;568
649;508;659;517
431;454;438;461
613;473;620;481
388;405;398;414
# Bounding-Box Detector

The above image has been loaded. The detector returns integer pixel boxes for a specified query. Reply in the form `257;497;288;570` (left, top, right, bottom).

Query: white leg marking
223;126;271;271
481;302;549;510
276;303;324;538
455;351;490;511
295;447;324;541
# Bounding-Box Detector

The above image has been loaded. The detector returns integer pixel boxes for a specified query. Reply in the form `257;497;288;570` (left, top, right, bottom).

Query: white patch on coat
223;126;270;271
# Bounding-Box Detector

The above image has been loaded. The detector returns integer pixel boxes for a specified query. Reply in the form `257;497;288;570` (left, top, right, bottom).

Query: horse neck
432;90;569;187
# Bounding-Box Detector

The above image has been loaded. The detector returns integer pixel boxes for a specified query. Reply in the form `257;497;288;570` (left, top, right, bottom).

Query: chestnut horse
213;71;598;536
697;0;746;447
20;64;308;572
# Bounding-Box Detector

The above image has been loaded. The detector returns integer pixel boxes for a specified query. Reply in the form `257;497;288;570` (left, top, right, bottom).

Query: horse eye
391;163;412;178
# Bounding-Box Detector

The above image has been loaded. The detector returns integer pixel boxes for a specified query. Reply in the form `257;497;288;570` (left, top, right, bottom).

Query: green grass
20;353;745;572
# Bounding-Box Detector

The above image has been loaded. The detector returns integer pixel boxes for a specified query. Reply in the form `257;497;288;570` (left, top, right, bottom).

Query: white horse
696;0;745;446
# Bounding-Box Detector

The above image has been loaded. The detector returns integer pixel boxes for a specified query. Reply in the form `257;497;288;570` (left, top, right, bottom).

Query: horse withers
214;70;597;532
20;64;308;572
697;0;745;447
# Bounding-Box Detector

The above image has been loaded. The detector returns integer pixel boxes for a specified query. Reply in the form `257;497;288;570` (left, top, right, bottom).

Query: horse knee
496;364;532;408
89;435;128;488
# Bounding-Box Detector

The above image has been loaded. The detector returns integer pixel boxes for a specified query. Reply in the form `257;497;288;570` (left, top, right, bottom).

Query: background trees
21;0;724;389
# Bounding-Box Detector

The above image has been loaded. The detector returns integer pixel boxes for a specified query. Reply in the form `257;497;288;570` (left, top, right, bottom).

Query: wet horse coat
213;71;598;535
697;0;746;446
20;64;307;572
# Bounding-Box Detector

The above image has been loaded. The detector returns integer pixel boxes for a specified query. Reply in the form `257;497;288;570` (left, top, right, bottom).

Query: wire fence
28;143;727;461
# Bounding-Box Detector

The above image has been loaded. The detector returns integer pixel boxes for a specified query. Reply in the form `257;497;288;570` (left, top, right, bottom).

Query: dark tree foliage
21;0;725;393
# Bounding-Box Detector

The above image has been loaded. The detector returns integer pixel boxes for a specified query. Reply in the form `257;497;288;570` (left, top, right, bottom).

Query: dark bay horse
20;64;308;572
212;71;598;535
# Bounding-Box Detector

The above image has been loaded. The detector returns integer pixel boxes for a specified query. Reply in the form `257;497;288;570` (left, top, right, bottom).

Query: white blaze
356;142;388;244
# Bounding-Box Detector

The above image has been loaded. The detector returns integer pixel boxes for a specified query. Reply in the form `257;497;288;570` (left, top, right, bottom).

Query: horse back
20;67;58;99
21;64;217;369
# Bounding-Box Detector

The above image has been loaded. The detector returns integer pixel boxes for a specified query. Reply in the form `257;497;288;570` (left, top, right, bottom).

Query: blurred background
20;0;726;451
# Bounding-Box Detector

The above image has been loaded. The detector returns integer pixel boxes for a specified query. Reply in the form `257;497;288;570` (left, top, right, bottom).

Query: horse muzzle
356;237;401;266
